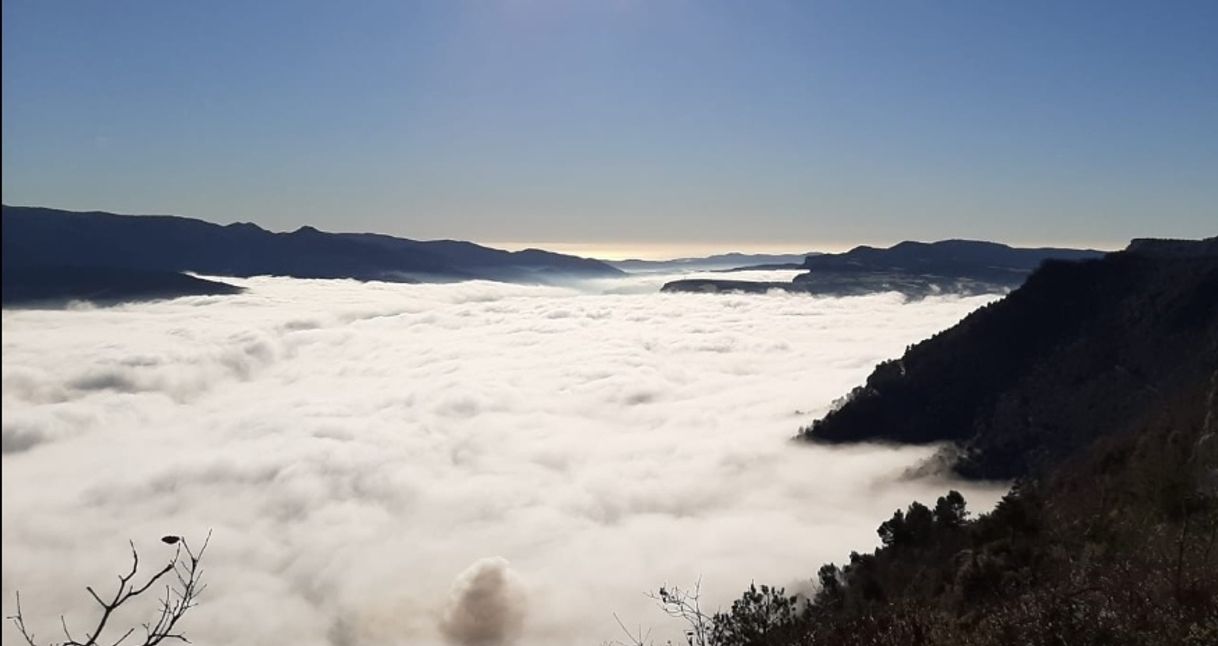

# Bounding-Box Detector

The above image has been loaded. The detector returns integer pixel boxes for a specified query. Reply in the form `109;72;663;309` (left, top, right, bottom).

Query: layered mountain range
1;206;622;305
607;251;817;273
662;240;1104;297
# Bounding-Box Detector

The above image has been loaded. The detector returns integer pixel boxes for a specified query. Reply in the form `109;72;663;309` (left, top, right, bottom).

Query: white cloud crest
2;273;1006;645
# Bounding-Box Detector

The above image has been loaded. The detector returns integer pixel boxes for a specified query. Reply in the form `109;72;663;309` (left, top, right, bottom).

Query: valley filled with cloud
2;273;1007;646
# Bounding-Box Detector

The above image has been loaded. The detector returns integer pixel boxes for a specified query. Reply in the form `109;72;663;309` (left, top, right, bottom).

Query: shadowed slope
801;237;1218;479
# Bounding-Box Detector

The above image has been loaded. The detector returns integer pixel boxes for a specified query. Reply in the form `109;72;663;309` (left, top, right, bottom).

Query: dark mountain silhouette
800;239;1101;279
661;240;1104;296
2;266;242;307
714;369;1217;645
801;237;1218;479
2;206;622;305
705;237;1217;646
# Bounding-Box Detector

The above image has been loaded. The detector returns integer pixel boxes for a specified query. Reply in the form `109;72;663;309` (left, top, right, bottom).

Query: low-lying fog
2;271;1007;646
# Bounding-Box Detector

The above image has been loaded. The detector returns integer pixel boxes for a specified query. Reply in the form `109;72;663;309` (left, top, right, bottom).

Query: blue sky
3;1;1215;255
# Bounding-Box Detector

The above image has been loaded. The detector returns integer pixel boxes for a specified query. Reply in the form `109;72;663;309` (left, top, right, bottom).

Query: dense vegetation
697;239;1218;645
702;380;1217;645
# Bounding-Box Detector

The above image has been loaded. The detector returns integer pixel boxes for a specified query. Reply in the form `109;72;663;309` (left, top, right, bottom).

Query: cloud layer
2;273;1005;645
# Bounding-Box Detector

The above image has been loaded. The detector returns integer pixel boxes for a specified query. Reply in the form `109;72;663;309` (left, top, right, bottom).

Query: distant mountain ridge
2;266;243;306
797;239;1102;280
801;236;1218;479
662;239;1104;296
607;251;817;273
2;205;622;305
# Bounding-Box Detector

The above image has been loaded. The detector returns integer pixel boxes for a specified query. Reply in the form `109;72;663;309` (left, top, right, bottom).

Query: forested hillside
699;239;1218;646
803;238;1218;479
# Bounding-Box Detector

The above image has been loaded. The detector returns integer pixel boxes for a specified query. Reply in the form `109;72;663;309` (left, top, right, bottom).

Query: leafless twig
6;532;211;646
602;611;654;646
645;578;712;646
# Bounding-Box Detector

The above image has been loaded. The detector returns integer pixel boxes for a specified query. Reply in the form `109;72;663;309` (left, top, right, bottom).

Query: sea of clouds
1;271;1007;646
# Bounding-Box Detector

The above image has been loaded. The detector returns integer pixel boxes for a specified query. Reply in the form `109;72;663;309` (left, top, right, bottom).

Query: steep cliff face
802;238;1218;479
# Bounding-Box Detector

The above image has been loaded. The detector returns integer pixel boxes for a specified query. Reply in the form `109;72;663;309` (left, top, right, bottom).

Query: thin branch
61;615;78;643
7;533;211;646
610;612;652;646
6;591;39;646
110;627;135;646
645;578;713;646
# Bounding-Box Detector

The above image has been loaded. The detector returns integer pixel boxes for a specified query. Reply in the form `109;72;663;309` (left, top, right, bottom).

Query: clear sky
3;1;1215;256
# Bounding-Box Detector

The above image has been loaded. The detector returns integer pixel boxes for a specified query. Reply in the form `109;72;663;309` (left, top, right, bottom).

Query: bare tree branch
6;533;211;646
605;611;653;646
645;578;713;646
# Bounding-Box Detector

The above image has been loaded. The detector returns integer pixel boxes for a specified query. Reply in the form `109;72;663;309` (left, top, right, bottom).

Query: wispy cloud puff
1;275;1004;645
440;557;527;646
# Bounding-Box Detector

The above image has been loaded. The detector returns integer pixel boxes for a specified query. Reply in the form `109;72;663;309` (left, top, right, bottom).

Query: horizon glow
2;1;1216;246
